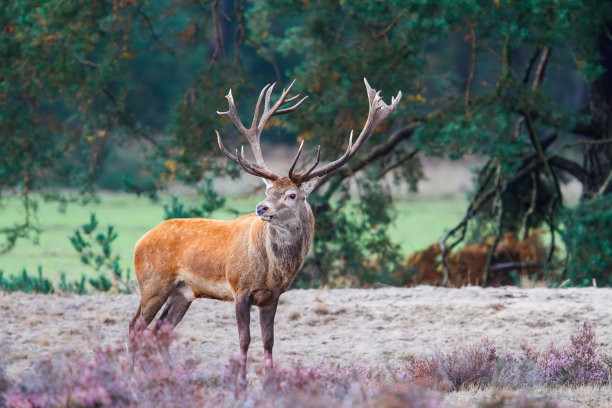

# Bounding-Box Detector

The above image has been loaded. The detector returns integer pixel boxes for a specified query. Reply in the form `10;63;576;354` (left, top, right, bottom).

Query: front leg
235;293;252;385
259;297;279;369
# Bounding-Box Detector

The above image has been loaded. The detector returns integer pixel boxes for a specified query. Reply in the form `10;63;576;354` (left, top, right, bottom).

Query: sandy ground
2;286;610;381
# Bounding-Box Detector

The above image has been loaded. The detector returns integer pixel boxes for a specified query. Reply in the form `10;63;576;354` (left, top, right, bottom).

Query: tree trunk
583;22;612;197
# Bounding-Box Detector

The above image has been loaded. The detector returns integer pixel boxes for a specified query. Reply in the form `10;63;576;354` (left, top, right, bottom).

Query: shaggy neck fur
265;204;314;288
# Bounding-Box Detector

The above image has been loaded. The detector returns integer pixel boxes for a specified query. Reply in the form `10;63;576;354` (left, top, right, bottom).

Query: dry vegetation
1;287;612;406
403;231;549;287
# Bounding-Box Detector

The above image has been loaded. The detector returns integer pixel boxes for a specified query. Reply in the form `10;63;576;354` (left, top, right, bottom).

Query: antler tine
216;130;240;165
217;81;309;182
235;147;264;177
275;95;309;116
250;83;272;134
215;130;278;180
287;140;305;179
259;79;300;128
216;90;248;136
262;83;277;120
286;141;321;183
345;90;382;157
291;132;353;182
284;93;302;103
236;146;279;180
300;145;321;178
345;80;402;160
363;77;378;107
292;78;402;183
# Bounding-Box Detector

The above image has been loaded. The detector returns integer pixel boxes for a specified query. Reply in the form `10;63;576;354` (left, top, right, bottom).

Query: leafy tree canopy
2;0;612;286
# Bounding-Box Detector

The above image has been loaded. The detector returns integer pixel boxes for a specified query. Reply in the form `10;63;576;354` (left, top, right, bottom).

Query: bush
479;394;561;408
560;195;612;286
434;338;497;390
2;323;446;408
495;353;544;389
403;339;498;391
537;321;609;386
0;267;54;294
0;358;9;407
301;179;403;288
162;179;226;220
58;273;87;295
2;321;604;407
69;213;132;293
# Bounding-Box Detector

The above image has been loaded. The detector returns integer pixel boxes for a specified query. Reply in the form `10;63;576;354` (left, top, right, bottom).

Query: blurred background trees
2;0;612;288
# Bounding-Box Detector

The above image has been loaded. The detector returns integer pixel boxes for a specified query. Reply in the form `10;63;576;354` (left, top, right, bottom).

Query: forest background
2;0;612;292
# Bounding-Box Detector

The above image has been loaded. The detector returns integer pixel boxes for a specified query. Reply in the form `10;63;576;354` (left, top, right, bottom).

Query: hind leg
154;281;193;330
129;279;175;336
128;279;175;370
152;282;193;365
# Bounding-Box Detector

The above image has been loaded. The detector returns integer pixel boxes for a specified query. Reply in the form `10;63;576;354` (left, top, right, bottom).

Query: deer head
216;78;402;225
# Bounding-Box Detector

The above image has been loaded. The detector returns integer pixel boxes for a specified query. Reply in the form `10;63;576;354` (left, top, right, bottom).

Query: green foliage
560;195;612;287
162;180;227;219
3;0;612;287
300;179;402;287
0;0;208;246
244;0;612;286
69;213;132;293
59;272;87;295
0;266;54;294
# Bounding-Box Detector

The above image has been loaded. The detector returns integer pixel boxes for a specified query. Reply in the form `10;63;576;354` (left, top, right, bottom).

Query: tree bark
583;21;612;197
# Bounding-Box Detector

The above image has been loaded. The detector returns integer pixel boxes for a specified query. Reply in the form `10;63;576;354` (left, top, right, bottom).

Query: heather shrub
1;323;446;408
257;365;445;408
261;360;354;396
5;349;131;407
370;382;445;408
537;321;609;386
432;338;497;390
495;353;544;389
129;340;207;406
403;357;445;389
0;358;9;407
4;323;209;408
479;393;561;408
2;320;608;407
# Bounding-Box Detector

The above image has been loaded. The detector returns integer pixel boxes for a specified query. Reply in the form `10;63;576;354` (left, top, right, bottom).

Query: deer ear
261;178;273;188
300;178;319;197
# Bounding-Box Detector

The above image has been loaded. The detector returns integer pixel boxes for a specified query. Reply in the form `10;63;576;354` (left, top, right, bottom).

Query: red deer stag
129;78;401;378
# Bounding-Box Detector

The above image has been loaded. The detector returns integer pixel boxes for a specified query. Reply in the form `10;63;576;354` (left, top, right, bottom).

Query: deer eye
288;193;296;199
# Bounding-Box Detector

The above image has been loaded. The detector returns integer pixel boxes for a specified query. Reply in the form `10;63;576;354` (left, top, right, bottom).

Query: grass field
0;191;467;282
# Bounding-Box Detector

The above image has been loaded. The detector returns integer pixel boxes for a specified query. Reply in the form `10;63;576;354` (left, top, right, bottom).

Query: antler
289;78;402;184
216;80;308;181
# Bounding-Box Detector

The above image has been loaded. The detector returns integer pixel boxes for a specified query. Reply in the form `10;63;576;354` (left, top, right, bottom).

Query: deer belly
177;268;235;301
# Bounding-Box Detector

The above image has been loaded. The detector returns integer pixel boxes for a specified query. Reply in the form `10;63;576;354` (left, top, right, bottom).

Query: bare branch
597;167;612;196
522;42;543;84
532;47;552;90
374;15;400;39
464;21;477;116
482;162;504;286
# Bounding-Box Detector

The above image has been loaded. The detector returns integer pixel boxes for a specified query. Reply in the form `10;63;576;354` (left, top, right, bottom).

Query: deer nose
256;205;268;216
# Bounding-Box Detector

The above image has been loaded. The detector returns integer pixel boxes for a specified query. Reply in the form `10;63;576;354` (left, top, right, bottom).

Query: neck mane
266;203;314;277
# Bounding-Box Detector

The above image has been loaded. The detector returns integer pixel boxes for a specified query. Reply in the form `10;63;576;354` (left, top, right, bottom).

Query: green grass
0;192;467;282
391;198;468;254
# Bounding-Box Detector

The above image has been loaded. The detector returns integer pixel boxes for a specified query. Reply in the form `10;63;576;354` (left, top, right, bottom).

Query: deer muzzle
256;204;269;216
